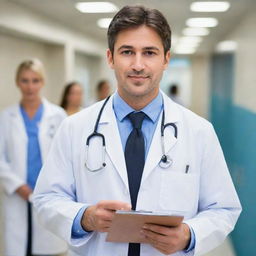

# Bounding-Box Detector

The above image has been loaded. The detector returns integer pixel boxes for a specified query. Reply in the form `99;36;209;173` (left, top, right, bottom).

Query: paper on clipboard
106;210;184;243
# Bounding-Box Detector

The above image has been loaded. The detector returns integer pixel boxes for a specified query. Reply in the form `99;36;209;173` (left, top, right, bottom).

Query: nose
131;54;145;72
27;82;34;90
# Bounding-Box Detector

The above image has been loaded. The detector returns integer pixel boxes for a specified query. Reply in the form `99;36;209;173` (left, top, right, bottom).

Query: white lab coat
33;93;241;256
0;99;68;256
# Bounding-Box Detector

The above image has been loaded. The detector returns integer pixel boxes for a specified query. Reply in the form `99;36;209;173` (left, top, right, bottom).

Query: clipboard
106;210;184;243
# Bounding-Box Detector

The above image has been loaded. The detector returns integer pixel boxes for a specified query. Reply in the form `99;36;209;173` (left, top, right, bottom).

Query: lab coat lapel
39;99;57;134
9;104;27;143
8;105;27;175
38;99;55;161
99;96;129;190
141;93;180;183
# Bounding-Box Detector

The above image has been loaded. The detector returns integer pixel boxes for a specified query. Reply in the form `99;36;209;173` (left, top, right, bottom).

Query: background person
60;81;83;115
96;79;111;101
168;83;183;105
33;6;241;256
0;59;67;256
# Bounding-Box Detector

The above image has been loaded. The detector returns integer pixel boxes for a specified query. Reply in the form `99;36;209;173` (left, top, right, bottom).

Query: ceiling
9;0;256;54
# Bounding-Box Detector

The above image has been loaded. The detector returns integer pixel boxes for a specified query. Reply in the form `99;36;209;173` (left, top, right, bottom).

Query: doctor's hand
81;200;131;233
142;223;191;255
15;184;33;201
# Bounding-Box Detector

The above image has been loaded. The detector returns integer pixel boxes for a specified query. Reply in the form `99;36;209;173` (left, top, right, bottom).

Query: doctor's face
16;69;44;102
107;25;170;103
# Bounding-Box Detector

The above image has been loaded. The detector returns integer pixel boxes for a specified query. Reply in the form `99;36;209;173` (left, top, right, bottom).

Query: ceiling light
179;36;202;44
97;18;112;28
174;47;197;55
76;2;118;13
177;42;200;48
175;37;202;50
186;17;218;27
191;1;230;12
183;27;209;36
216;40;237;52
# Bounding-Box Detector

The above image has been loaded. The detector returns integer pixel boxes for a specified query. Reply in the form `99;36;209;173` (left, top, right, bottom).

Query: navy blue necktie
125;111;146;256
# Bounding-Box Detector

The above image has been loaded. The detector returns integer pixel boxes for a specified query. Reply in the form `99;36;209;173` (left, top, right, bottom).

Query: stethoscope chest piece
159;154;173;169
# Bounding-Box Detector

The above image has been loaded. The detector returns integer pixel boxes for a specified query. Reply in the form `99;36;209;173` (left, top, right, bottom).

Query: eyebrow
117;45;160;52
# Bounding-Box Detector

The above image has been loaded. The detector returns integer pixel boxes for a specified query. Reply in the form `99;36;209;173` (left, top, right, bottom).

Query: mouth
128;75;149;82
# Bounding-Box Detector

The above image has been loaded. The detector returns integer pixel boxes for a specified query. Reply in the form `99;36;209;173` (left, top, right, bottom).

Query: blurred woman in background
0;59;67;256
60;82;83;115
96;79;111;101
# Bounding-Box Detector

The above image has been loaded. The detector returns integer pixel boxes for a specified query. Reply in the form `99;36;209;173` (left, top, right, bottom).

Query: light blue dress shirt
71;92;195;252
20;104;43;190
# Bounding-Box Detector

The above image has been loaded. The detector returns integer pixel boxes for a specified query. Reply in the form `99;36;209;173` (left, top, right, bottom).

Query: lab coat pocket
159;172;198;213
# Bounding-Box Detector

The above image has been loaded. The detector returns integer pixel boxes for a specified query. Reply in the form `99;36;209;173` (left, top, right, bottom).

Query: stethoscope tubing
85;95;178;171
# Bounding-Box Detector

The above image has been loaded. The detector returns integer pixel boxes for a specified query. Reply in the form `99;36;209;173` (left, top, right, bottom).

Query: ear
163;50;171;70
107;49;114;69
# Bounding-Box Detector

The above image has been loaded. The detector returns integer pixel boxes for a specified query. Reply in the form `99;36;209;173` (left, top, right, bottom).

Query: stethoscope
84;95;178;172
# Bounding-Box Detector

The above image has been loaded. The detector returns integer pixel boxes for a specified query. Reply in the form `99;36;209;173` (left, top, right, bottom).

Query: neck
66;106;80;115
118;89;159;111
20;97;42;119
20;97;42;111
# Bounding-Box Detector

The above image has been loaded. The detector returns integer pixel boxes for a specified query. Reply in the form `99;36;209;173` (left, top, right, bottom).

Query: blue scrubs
20;104;43;190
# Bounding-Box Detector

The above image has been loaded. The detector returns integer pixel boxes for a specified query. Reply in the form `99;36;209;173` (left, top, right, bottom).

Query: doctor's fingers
142;232;177;255
143;223;179;237
95;220;112;232
142;225;190;253
142;228;171;245
94;207;116;221
97;200;131;211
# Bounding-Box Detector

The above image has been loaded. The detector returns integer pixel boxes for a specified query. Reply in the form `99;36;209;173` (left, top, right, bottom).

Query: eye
144;51;157;56
121;50;133;55
20;79;29;84
32;79;41;84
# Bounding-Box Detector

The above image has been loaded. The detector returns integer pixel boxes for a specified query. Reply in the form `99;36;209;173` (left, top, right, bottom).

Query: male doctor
34;5;241;256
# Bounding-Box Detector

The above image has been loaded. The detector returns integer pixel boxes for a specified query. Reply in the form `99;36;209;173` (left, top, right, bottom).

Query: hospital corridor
0;0;256;255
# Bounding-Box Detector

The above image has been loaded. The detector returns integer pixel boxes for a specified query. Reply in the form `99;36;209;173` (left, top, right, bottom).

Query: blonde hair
16;58;46;83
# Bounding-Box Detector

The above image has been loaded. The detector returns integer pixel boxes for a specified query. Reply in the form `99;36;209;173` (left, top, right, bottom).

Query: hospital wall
0;33;66;107
210;8;256;256
0;0;113;110
190;55;210;119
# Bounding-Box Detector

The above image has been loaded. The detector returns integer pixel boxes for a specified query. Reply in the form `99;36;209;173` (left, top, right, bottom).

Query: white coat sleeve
33;118;94;247
0;112;24;194
184;124;242;256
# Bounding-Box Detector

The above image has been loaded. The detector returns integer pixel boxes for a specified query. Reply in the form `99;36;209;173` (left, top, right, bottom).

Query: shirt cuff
184;226;196;252
71;206;91;238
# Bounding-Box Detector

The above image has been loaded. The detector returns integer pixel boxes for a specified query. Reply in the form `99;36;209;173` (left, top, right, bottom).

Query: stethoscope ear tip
103;163;106;167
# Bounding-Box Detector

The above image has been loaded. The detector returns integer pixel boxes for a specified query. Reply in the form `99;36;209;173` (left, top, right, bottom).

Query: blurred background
0;0;255;255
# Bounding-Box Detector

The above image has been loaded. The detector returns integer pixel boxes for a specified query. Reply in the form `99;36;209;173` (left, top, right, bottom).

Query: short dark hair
108;5;171;55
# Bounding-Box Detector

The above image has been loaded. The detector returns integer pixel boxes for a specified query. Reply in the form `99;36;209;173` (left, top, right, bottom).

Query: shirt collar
113;91;163;123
